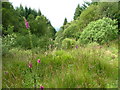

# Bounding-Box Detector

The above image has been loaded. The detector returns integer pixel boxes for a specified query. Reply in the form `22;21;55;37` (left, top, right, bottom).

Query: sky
9;0;91;30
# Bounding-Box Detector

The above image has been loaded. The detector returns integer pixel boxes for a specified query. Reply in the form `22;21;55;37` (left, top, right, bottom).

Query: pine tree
25;6;29;19
31;9;37;18
63;18;68;25
38;9;41;16
73;4;82;20
19;4;25;16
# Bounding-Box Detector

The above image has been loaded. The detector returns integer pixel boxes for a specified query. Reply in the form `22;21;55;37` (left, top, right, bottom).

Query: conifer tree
38;9;41;16
63;18;68;25
74;4;82;20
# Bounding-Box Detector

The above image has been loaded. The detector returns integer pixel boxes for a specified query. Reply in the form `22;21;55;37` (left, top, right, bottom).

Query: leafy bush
78;4;99;30
2;32;55;53
63;23;80;39
54;28;64;49
3;25;14;35
97;2;119;20
79;17;118;44
55;21;81;49
2;33;17;56
62;38;76;49
14;34;53;50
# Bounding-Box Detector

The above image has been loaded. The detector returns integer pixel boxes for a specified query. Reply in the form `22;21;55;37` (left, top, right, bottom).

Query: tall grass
2;42;118;88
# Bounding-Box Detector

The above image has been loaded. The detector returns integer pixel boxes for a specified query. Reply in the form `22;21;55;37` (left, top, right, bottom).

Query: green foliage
80;17;118;44
62;38;76;49
97;2;119;20
2;2;20;33
54;27;65;49
2;33;17;56
55;21;81;49
29;15;56;37
2;2;56;37
56;2;119;46
16;4;25;17
27;14;34;21
78;4;99;30
63;22;80;39
78;2;119;31
74;2;91;20
55;4;99;46
3;25;14;35
2;32;55;52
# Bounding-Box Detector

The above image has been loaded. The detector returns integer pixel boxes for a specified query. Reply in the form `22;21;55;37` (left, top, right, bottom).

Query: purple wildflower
40;86;44;90
28;63;32;68
25;21;30;29
37;59;41;63
76;45;78;49
24;17;30;29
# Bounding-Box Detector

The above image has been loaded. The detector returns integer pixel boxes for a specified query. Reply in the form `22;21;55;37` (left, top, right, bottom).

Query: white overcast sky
9;0;91;30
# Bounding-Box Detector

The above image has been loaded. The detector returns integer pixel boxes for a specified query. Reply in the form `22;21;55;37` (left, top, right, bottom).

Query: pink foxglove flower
25;21;30;29
40;86;44;90
24;17;30;29
37;59;41;63
28;63;32;68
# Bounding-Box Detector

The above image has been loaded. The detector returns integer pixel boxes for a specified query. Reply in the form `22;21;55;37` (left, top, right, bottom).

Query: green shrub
79;17;118;44
15;34;50;50
63;23;80;39
62;38;76;49
2;33;17;56
78;4;99;30
3;33;17;47
97;2;119;20
3;25;14;35
54;29;64;49
2;32;54;52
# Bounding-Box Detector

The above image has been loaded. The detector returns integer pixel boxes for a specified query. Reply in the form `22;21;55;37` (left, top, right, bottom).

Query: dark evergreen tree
25;6;29;19
38;9;41;16
73;2;92;20
63;18;68;25
82;1;91;9
16;4;25;17
73;4;83;20
2;2;20;34
31;9;37;18
28;7;32;16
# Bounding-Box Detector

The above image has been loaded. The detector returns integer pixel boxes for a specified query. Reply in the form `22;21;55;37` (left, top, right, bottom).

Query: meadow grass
2;42;118;88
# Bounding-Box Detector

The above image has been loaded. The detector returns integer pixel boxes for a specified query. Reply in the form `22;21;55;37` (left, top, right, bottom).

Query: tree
18;4;25;16
82;1;91;10
31;9;37;18
2;2;20;34
28;14;34;21
73;4;83;20
38;9;41;16
74;2;92;20
63;18;68;25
